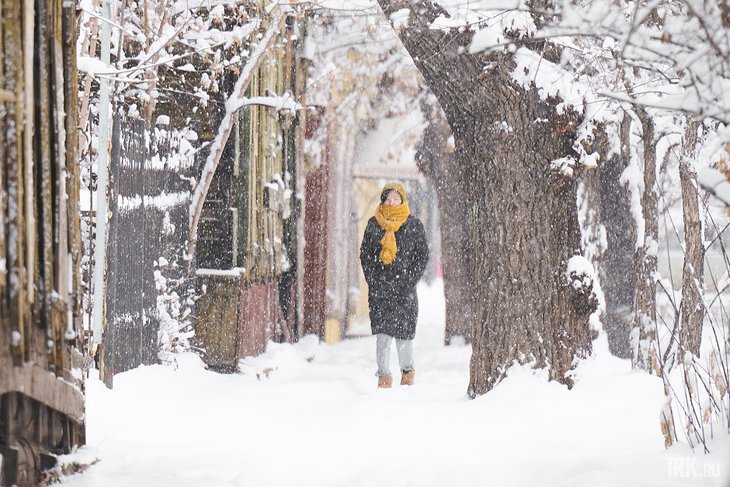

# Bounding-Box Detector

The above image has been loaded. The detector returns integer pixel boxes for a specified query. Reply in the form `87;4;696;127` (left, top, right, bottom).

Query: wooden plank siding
238;283;279;358
1;0;85;483
102;116;192;387
2;0;28;365
302;164;329;338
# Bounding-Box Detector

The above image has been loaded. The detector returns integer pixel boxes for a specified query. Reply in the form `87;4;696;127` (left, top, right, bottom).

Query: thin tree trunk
142;1;172;122
679;120;704;356
377;0;597;396
631;108;659;373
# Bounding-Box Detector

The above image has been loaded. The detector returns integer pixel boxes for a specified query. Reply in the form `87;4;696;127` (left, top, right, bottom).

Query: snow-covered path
61;280;729;487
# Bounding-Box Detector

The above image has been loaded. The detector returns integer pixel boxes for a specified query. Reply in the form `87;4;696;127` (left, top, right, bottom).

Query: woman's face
384;190;403;207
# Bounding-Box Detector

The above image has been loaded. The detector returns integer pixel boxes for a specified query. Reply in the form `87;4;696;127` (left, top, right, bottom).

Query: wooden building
0;0;85;485
194;12;308;370
171;4;442;367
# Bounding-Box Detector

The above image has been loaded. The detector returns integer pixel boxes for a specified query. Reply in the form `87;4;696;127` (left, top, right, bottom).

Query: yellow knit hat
380;182;407;204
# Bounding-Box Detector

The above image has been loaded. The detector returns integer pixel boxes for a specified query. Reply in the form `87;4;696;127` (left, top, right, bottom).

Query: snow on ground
60;279;729;487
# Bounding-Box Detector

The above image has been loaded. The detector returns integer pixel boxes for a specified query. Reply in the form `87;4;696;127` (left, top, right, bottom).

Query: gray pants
376;333;414;377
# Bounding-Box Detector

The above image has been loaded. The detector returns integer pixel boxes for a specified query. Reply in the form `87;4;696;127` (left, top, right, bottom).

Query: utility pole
92;0;113;345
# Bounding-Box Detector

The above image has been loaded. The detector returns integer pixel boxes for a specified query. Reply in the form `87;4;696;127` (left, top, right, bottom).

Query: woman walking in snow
360;182;429;388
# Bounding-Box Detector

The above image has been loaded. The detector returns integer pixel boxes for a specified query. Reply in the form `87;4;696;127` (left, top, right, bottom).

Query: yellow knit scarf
374;202;411;265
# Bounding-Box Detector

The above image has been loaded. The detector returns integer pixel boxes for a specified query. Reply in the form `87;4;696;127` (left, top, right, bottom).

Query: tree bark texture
679;121;704;357
378;1;597;396
631;109;659;373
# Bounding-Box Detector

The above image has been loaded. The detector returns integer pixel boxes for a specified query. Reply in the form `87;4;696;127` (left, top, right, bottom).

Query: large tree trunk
378;1;597;396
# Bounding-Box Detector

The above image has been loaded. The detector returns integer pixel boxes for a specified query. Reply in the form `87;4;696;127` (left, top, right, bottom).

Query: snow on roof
354;109;424;173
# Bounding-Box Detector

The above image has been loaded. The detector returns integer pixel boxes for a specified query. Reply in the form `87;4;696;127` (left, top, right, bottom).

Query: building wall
0;0;85;484
194;12;306;366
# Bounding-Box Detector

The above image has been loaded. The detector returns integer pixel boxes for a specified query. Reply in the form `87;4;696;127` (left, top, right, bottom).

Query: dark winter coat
359;215;429;340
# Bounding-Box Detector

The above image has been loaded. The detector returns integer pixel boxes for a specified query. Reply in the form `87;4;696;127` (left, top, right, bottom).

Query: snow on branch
699;167;730;207
231;93;302;112
418;0;730;149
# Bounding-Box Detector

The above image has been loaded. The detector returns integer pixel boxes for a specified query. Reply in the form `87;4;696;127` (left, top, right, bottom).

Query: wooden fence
102;115;192;386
